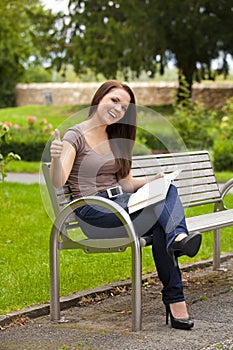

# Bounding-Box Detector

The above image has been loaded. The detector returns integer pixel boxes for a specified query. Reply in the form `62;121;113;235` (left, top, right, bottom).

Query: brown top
63;124;119;199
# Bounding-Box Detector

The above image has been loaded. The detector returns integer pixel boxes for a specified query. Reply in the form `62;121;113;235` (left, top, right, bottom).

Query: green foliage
133;139;151;156
0;1;61;107
0;117;54;162
213;139;233;171
0;123;21;182
171;102;218;150
213;97;233;171
0;105;87;163
170;77;219;150
22;66;53;83
220;97;233;139
64;0;233;95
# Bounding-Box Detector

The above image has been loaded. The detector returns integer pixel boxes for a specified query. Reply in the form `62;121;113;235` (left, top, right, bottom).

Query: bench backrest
132;150;221;208
42;150;221;220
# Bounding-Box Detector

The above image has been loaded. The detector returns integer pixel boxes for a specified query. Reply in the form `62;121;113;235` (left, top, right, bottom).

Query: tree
0;0;60;107
64;0;233;98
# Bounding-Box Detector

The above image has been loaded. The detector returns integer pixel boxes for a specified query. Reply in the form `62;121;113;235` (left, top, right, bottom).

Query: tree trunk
176;63;195;103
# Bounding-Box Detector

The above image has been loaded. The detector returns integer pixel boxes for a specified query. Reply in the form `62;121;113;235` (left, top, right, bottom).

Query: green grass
1;105;233;314
0;105;85;126
0;182;233;315
6;160;41;173
215;171;233;183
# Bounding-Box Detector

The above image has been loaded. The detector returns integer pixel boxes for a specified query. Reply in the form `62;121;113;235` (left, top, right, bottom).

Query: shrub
0;117;54;162
170;76;219;150
0;123;21;182
213;97;233;171
213;139;233;171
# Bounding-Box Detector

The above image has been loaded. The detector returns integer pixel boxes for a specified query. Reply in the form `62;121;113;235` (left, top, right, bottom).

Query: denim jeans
75;184;188;304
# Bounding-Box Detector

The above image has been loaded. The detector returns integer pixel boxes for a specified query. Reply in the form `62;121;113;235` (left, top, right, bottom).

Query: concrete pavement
5;172;45;184
1;256;233;350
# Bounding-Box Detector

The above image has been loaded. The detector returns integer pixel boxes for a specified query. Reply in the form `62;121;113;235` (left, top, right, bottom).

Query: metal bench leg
213;228;220;270
50;226;61;321
131;239;142;332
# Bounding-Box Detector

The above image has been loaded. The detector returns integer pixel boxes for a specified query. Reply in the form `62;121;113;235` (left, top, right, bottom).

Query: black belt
97;185;123;199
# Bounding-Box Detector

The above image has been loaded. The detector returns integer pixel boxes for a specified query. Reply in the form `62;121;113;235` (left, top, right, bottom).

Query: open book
128;170;180;214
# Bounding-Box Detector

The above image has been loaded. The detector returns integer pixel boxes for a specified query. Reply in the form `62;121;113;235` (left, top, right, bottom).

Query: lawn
0;105;84;126
1;104;233;315
0;182;233;315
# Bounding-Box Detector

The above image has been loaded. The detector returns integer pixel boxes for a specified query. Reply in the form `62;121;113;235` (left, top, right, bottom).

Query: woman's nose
114;103;122;111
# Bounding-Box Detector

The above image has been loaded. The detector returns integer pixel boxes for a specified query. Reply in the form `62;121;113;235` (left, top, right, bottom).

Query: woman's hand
50;129;76;188
152;172;164;181
50;129;63;158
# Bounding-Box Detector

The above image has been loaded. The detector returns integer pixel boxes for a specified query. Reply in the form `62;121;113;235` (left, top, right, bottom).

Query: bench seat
186;209;233;233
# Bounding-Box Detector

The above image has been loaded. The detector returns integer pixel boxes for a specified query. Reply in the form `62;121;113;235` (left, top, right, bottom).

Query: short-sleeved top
63;124;119;199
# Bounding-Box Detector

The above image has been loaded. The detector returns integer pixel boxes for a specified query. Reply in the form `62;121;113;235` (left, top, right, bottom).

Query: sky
42;0;69;13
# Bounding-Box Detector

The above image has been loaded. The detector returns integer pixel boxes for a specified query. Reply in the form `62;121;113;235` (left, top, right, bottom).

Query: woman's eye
111;98;127;112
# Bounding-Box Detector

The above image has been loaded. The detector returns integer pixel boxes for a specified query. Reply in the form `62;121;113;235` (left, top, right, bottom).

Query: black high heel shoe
165;304;194;330
168;231;202;264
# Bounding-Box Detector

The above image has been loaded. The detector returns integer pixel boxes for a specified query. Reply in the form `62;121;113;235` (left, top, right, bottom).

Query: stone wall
15;81;233;109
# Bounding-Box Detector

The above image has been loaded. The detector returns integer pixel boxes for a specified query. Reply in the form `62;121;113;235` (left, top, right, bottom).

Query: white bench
42;150;233;331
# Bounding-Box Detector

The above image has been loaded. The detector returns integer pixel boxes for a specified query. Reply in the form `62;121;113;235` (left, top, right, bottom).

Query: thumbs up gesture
50;128;63;158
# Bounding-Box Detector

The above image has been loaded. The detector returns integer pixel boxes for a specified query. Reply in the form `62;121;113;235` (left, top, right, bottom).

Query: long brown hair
88;80;137;179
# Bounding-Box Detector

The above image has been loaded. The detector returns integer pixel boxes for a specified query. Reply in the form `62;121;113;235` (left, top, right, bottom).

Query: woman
50;80;202;330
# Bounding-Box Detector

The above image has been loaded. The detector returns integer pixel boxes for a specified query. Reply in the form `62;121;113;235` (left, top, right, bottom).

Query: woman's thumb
54;128;61;141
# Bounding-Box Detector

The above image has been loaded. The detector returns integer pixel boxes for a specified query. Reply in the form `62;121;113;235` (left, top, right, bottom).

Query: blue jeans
75;185;188;304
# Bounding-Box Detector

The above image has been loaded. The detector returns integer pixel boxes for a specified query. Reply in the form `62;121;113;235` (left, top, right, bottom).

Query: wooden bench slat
177;184;220;196
132;161;213;177
132;158;209;169
132;168;216;179
187;209;233;233
180;190;222;205
132;153;211;167
174;175;216;186
132;150;210;161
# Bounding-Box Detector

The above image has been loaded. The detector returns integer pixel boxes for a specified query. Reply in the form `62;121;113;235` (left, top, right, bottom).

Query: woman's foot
168;231;202;262
174;233;188;242
170;301;189;319
165;301;194;330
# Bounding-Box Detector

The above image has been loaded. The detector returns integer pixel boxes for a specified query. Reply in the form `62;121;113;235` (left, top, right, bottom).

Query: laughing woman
50;80;201;330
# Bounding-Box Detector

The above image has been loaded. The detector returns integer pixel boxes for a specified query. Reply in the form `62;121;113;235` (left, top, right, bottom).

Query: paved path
1;256;233;350
5;172;45;184
2;172;233;349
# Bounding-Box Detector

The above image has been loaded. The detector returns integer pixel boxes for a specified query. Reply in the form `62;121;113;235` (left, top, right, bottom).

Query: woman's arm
119;170;164;193
50;129;76;188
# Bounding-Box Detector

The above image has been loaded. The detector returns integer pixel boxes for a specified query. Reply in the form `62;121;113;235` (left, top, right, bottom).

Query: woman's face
96;88;131;125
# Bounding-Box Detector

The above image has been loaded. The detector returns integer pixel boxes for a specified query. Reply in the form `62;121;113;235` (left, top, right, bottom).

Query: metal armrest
51;195;138;250
220;178;233;199
215;178;233;211
50;195;142;331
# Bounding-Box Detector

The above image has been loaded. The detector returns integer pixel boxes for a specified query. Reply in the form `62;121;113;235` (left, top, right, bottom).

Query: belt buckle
107;186;123;198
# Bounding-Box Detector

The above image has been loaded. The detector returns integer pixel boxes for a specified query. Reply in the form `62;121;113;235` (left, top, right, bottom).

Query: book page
128;170;180;214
